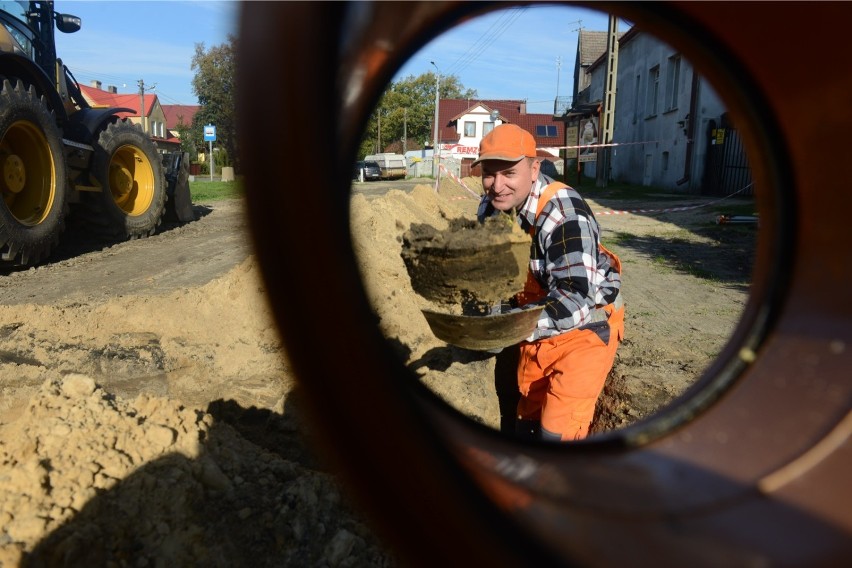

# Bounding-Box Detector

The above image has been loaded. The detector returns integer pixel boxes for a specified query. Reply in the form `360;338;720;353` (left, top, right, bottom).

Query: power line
443;7;526;78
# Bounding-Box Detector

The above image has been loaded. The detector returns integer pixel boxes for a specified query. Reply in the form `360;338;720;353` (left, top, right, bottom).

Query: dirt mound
0;375;391;566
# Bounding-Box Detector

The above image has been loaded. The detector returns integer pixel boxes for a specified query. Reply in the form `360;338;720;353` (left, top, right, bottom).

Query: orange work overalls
514;182;625;441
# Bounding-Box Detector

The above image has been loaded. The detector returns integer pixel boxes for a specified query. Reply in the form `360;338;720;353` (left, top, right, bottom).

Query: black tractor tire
0;79;68;267
79;119;166;240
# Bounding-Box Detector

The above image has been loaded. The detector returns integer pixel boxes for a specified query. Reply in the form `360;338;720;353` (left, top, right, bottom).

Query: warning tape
556;139;661;151
437;163;480;200
432;160;753;217
594;183;753;216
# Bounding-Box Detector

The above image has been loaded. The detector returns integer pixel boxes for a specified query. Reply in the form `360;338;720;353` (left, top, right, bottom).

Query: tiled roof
79;84;150;118
579;29;627;68
437;98;563;148
578;30;609;66
162;104;200;130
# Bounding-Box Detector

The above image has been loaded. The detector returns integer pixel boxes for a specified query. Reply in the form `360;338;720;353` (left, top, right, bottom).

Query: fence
406;156;462;179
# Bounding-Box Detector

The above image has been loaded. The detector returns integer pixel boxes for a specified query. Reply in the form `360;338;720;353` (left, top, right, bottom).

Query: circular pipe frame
236;2;852;565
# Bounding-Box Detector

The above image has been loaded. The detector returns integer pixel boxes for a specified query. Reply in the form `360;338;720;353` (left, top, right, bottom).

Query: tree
173;120;196;157
191;35;238;172
357;72;477;160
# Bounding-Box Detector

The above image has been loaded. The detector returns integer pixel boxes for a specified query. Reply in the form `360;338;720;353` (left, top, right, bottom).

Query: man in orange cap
475;123;624;441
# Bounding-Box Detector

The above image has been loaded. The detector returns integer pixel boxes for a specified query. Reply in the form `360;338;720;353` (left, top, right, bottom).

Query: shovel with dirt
421;305;544;351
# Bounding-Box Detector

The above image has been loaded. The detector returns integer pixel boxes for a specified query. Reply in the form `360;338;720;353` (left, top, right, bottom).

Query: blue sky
394;4;630;114
50;2;624;111
54;0;238;106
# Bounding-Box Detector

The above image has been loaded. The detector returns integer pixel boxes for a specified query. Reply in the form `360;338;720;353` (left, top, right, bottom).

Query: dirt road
0;182;757;565
0;201;251;306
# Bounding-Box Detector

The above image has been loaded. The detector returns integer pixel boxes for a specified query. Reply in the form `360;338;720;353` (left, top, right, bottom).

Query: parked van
365;153;407;180
353;160;382;182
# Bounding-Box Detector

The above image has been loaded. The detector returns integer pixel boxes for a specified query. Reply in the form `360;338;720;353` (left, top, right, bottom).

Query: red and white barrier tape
556;139;661;151
437;163;480;199
595;183;753;216
431;159;752;217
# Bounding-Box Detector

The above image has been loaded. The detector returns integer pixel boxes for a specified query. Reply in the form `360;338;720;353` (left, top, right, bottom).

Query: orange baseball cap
472;124;536;166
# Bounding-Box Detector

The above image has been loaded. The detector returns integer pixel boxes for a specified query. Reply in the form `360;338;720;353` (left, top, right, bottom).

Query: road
0;178;432;306
0;200;252;306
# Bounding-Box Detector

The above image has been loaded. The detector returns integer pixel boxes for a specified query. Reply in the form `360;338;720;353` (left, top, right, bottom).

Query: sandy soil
0;179;756;566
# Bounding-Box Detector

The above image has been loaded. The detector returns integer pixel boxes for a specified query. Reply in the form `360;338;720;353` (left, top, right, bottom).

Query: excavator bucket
162;151;195;222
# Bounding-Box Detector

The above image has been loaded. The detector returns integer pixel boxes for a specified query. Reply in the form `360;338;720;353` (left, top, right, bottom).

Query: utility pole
138;79;145;134
137;78;156;135
598;15;619;188
556;56;562;98
431;61;441;179
403;108;407;154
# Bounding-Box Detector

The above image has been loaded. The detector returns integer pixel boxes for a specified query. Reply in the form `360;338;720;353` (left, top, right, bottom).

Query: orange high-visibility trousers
516;302;624;441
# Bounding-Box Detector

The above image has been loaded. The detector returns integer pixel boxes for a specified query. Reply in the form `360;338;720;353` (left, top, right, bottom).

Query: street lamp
431;61;440;178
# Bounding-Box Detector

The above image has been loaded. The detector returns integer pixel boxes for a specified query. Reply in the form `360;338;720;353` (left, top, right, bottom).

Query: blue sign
203;124;216;142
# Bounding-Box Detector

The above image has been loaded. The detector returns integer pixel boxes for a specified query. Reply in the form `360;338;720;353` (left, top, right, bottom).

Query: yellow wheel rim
109;144;154;216
0;120;56;226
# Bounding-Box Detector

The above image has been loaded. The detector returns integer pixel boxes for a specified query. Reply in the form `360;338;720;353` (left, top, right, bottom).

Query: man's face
481;158;540;211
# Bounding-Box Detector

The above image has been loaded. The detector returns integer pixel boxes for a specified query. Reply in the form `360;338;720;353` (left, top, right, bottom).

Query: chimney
107;85;117;94
519;101;527;114
90;80;102;90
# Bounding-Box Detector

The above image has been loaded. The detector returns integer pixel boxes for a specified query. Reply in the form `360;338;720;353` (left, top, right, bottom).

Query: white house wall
440;106;562;161
589;31;726;192
441;106;497;160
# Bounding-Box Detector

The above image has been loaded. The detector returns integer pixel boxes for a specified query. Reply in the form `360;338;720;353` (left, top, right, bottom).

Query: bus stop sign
204;124;216;141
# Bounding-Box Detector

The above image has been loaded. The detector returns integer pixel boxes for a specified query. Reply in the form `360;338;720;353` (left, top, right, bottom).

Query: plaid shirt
478;174;621;340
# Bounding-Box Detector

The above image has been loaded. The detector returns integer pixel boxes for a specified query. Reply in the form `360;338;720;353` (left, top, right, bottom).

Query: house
555;29;624;116
557;26;748;195
161;104;201;143
79;81;184;153
434;98;564;178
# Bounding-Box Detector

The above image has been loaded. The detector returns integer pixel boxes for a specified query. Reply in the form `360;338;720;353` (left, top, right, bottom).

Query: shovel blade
422;305;544;351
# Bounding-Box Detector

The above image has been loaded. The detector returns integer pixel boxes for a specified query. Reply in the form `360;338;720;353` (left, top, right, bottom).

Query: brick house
435;98;564;178
78;82;198;154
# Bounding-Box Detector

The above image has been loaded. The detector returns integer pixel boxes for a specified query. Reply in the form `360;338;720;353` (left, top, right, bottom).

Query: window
665;55;681;111
483;122;495;136
464;121;476;137
646;65;660;117
535;125;557;137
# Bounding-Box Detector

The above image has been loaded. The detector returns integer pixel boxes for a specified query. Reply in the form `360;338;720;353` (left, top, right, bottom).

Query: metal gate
702;114;753;197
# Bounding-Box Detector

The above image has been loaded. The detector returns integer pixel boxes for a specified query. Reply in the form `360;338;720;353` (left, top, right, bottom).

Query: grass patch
189;179;244;202
604;231;634;247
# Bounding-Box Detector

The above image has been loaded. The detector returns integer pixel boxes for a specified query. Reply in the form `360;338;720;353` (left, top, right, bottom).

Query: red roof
436;98;564;148
162;104;200;130
79;83;151;118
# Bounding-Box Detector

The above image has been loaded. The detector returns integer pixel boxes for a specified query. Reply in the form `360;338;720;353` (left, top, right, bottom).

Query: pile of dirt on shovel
401;214;530;313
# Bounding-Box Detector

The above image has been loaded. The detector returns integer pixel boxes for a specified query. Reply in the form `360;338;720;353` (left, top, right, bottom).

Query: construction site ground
0;178;757;566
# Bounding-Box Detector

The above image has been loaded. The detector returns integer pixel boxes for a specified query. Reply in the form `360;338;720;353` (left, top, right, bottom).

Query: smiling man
475;124;625;442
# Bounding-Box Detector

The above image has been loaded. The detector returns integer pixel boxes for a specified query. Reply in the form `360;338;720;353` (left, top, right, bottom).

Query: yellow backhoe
0;0;193;267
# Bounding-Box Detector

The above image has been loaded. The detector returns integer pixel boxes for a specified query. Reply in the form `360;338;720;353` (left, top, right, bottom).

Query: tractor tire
80;119;166;240
0;79;68;267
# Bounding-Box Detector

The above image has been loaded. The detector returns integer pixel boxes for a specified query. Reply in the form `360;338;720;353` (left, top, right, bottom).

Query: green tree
173;120;197;157
191;35;238;172
358;72;477;160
